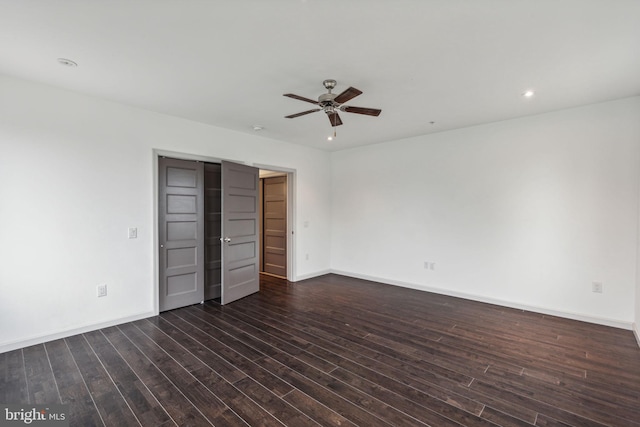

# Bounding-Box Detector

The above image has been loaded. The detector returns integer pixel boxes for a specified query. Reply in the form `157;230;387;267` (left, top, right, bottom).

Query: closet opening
155;152;295;314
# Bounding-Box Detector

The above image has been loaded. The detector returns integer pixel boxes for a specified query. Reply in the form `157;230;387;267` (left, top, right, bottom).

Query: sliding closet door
158;157;204;311
221;161;260;304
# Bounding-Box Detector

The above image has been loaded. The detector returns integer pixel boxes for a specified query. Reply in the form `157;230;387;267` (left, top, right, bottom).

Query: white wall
636;198;640;343
331;97;640;327
0;75;331;353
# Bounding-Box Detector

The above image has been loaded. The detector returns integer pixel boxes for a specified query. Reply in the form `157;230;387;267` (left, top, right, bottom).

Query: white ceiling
1;0;639;151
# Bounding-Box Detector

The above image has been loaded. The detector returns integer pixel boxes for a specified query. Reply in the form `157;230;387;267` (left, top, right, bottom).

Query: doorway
259;172;288;278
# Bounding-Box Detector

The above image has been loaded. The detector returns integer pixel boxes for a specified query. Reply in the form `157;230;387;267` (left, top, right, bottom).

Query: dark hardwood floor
2;274;640;426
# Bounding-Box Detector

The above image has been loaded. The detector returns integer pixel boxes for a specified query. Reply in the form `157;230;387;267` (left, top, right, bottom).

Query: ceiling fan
283;79;381;128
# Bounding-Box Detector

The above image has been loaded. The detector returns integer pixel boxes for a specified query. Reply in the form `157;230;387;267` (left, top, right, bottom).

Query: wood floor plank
534;413;574;426
191;305;337;373
470;377;612;427
115;322;249;426
100;325;214;426
0;349;28;403
328;366;483;427
83;330;173;427
479;366;640;427
282;389;358;427
479;406;533;427
162;310;294;397
131;319;287;426
146;315;247;384
45;339;103;426
294;309;477;385
232;377;320;427
65;334;139;426
22;344;60;404
255;356;397;427
170;309;265;362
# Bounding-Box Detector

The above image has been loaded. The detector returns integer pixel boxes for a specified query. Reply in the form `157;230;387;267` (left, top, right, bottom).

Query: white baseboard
293;269;332;282
0;311;155;354
330;269;634;331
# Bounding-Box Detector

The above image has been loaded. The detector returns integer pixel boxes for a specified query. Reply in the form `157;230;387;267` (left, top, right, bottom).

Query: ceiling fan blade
285;109;321;119
334;87;363;104
283;93;318;104
327;112;343;127
341;106;382;116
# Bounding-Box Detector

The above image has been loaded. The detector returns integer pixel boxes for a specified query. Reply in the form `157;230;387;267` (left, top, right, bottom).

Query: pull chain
333;114;337;138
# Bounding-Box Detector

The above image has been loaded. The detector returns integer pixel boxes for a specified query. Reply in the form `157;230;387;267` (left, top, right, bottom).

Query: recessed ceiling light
252;125;264;131
327;135;333;141
57;58;78;67
522;90;535;98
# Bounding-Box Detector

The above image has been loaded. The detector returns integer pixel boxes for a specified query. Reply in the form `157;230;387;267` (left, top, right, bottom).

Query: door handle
222;237;232;243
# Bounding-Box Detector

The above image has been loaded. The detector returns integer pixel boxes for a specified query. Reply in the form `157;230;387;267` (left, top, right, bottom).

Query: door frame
152;150;296;314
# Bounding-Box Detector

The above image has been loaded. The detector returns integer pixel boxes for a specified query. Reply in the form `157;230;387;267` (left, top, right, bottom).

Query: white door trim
253;163;296;282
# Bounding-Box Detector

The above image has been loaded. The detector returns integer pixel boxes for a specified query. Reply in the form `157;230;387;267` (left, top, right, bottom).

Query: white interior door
221;161;260;304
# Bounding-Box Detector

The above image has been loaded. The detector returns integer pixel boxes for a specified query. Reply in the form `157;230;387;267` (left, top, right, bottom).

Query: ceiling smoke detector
57;58;78;67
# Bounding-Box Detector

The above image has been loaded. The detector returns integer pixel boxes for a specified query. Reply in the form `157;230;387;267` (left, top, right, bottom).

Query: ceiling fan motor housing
319;92;337;111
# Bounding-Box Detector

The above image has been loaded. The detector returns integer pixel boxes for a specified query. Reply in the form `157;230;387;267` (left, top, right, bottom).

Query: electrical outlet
424;262;435;270
97;284;107;297
305;253;309;261
128;227;138;239
592;282;603;293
